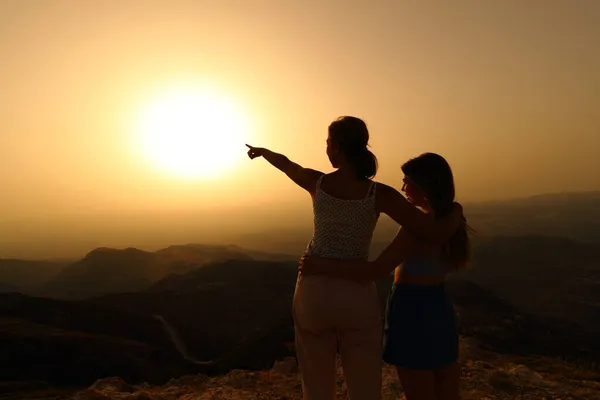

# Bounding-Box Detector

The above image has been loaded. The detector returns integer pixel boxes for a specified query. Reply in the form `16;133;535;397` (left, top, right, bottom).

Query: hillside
0;261;302;387
0;292;207;385
37;247;162;300
12;338;600;400
103;259;600;367
2;257;600;398
96;260;300;370
0;259;66;294
456;235;600;331
36;244;296;300
72;347;600;400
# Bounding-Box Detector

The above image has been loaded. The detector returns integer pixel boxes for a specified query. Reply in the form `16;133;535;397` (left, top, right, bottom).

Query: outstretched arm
299;229;413;282
246;144;323;194
377;184;463;244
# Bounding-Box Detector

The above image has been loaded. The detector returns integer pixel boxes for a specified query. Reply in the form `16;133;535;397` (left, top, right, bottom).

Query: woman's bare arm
299;229;413;282
377;183;463;244
246;145;323;194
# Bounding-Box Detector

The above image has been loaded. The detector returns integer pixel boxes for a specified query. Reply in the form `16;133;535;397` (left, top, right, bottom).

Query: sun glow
133;85;251;179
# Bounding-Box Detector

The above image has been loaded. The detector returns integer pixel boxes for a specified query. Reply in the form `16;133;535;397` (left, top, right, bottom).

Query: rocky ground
7;338;599;400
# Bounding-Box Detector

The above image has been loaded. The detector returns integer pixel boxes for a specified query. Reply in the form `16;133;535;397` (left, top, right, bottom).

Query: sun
133;85;250;179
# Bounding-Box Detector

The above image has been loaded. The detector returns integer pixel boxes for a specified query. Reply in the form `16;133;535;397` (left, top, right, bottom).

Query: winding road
153;314;214;365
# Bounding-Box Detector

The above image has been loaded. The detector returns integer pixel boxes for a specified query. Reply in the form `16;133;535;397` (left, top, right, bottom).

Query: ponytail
328;116;378;180
345;146;378;180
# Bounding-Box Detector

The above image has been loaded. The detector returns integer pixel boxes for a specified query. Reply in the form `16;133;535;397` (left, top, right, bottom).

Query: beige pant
293;274;383;400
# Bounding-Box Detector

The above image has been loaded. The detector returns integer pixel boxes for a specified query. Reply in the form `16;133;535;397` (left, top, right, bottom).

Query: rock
125;392;165;400
508;364;544;383
89;377;134;393
73;387;168;400
459;337;481;362
166;374;208;387
71;388;112;400
273;357;298;375
488;370;518;392
225;370;259;388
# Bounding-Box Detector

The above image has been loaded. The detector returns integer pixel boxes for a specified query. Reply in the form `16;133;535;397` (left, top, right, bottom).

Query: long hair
401;153;472;271
328;116;378;179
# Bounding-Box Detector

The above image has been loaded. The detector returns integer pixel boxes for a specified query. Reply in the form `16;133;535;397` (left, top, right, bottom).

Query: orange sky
1;1;599;258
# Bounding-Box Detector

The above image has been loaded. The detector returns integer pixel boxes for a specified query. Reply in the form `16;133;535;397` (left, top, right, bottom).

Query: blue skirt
382;283;458;370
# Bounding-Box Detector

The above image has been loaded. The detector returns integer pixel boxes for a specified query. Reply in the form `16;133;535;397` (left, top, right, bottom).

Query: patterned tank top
304;175;379;259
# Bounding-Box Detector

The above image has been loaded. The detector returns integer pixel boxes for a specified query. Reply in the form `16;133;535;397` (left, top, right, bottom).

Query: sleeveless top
304;175;379;260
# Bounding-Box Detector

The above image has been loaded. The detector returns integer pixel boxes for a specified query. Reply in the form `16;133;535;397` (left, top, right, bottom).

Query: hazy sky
1;1;599;258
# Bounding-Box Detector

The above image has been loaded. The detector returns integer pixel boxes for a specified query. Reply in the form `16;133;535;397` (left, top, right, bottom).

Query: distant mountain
37;244;296;300
464;191;600;243
232;191;600;257
0;283;20;293
0;259;66;294
155;243;294;274
456;235;600;331
37;247;162;300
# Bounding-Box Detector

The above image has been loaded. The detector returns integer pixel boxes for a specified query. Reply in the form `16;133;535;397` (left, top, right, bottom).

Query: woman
246;117;463;400
299;152;471;400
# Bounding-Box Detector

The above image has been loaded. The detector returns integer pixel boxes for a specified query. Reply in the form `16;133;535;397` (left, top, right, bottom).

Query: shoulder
376;183;401;197
303;168;325;179
375;183;404;210
300;168;325;194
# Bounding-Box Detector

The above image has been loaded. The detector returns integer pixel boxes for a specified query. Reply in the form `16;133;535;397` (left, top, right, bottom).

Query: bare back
394;226;446;284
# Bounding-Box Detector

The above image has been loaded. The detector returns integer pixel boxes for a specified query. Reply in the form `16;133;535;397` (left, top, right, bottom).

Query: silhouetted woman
246;118;463;400
300;152;471;400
